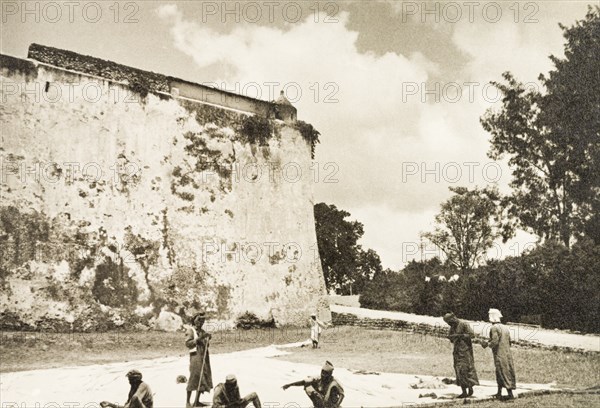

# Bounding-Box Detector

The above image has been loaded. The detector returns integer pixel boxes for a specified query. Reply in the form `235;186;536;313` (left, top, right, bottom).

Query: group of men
100;307;514;408
101;310;343;408
443;308;517;400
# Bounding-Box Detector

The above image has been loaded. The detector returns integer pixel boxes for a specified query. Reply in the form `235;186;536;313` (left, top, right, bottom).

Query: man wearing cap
310;313;328;349
212;375;261;408
443;313;479;398
100;370;153;408
282;361;344;408
482;308;516;400
185;312;213;407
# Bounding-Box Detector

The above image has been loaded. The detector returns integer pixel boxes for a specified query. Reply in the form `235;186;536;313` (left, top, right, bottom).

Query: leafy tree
314;202;377;294
359;268;407;311
353;248;383;295
422;186;510;273
480;7;600;247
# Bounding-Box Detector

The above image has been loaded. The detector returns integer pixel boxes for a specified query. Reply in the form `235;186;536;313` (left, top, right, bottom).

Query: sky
1;0;597;269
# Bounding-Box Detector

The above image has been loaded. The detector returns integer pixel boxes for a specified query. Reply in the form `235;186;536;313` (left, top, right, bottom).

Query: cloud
156;4;445;209
157;3;587;269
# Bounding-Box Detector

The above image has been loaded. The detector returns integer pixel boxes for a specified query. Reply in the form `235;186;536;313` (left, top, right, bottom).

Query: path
331;305;600;352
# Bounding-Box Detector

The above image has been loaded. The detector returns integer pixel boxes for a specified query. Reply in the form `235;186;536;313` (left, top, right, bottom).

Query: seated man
282;361;344;408
213;374;261;408
100;370;153;408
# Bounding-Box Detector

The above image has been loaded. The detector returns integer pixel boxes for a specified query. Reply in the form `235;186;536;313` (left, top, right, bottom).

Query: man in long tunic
185;312;213;407
213;374;262;408
100;369;153;408
443;313;479;398
310;313;328;348
483;308;516;400
282;361;344;408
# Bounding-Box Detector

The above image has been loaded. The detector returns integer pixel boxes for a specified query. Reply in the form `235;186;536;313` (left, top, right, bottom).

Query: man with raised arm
310;313;328;349
282;361;344;408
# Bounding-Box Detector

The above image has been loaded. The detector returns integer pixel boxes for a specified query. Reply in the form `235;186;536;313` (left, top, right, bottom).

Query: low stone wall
331;312;598;355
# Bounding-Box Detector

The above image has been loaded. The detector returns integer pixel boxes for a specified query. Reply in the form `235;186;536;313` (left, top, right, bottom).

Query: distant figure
310;313;328;348
482;308;516;400
443;313;479;398
100;369;153;408
282;360;344;408
213;374;262;408
185;312;213;407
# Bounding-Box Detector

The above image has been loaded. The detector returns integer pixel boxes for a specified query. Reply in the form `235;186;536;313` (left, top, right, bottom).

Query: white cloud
157;3;587;269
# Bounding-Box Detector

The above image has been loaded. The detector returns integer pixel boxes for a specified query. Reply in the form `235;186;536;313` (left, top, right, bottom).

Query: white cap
488;308;503;323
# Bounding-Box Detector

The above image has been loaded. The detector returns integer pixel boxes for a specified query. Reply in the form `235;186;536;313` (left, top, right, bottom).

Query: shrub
235;311;275;330
359;241;600;333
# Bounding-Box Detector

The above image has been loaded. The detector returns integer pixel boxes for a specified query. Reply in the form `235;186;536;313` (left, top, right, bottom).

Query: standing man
100;369;153;408
310;313;328;349
482;308;516;400
185;312;213;407
213;374;262;408
443;313;479;398
282;361;344;408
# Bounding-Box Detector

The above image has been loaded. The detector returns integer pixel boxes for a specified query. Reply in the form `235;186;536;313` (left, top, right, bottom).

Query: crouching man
100;369;153;408
213;375;261;408
282;361;344;408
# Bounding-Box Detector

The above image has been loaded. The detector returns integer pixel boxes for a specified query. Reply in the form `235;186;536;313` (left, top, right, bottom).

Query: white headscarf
488;308;503;323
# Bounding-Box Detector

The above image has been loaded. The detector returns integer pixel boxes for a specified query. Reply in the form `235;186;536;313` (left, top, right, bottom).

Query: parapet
23;43;297;123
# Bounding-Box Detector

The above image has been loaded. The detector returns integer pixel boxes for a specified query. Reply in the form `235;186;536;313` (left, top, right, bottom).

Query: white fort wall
0;48;329;330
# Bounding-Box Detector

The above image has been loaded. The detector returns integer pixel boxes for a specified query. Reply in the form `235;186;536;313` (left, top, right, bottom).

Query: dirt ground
1;325;598;407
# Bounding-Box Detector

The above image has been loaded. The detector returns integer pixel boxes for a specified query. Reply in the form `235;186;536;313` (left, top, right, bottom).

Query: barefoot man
443;313;479;398
213;374;262;408
310;313;328;349
100;369;153;408
482;308;516;400
282;361;344;408
186;312;213;407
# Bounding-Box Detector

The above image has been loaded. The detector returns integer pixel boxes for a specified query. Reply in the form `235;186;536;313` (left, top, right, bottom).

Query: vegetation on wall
238;115;276;146
0;54;38;78
295;120;321;159
128;81;150;101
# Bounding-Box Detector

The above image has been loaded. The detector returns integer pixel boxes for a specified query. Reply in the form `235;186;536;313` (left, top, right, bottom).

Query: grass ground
277;326;600;407
1;325;598;407
0;326;309;372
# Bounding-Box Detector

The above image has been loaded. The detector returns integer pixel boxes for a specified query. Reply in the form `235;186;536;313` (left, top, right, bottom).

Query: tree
480;7;600;247
422;186;510;273
314;202;378;294
358;268;407;311
353;248;383;295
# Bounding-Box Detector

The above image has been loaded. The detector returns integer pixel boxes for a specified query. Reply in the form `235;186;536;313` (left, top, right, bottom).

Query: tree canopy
423;186;510;272
314;202;382;294
480;7;600;247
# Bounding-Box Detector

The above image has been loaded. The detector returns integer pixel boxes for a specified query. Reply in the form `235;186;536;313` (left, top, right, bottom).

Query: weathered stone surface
0;47;329;330
154;310;183;332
